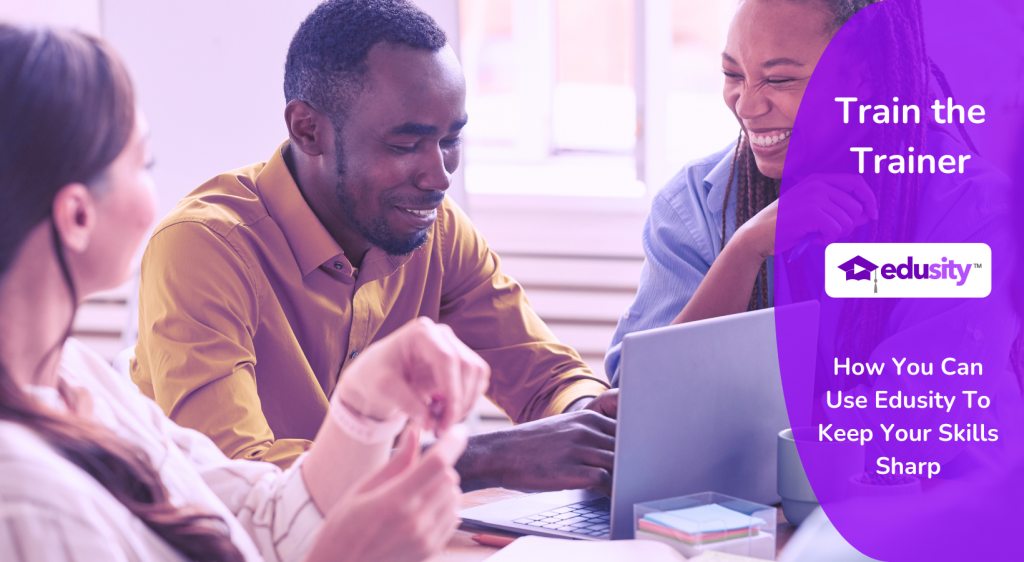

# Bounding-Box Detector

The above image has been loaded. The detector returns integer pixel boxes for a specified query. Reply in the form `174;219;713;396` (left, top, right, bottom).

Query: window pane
667;0;739;173
460;0;516;147
460;0;643;198
553;0;635;152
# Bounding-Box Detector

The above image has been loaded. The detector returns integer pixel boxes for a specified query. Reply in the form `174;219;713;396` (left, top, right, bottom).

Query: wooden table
429;489;798;561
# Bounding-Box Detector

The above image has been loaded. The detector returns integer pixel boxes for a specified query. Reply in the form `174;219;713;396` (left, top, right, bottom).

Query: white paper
484;536;688;562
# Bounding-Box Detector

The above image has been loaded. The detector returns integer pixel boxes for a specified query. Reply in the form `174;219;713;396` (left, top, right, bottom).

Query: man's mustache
385;191;446;208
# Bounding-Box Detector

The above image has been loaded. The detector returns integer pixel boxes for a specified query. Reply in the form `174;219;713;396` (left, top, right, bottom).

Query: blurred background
8;0;1024;432
3;0;741;430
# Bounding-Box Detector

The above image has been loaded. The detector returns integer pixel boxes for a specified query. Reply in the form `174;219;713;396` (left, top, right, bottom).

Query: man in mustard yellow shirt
132;0;618;494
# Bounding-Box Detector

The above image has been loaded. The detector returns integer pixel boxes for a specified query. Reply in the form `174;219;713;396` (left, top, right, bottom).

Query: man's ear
51;183;97;253
285;100;328;157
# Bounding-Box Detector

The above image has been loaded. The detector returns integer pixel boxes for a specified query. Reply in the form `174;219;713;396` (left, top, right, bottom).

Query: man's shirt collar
255;141;416;279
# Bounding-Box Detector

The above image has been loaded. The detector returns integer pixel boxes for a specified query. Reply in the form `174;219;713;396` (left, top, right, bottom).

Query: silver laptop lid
609;302;819;539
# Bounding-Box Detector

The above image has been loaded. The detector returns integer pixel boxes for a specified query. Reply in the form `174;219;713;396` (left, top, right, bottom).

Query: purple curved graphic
774;0;1024;559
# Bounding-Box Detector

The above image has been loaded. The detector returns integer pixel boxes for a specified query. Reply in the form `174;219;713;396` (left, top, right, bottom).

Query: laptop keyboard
512;496;611;537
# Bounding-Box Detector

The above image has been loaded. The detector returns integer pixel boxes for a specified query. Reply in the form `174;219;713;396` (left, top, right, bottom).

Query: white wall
101;1;321;215
2;1;465;217
0;0;100;34
101;0;465;217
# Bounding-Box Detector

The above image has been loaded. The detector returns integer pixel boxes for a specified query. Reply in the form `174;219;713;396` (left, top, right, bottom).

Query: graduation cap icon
838;255;878;281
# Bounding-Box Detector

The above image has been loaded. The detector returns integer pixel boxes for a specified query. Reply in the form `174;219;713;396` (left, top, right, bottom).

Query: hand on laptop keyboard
459;410;616;496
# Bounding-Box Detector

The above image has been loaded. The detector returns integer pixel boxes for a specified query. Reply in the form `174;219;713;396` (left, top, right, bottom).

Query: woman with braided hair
604;0;994;384
0;25;488;562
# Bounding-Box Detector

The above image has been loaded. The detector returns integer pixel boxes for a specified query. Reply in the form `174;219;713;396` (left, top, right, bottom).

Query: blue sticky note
643;504;765;534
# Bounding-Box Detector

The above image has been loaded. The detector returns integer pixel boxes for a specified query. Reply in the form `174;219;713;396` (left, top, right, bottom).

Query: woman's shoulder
60;338;144;401
0;421;185;560
656;140;738;206
0;342;140;500
0;421;102;504
59;339;171;444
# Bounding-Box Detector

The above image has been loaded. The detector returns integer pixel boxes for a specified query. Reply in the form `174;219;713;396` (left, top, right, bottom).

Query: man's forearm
452;392;609;492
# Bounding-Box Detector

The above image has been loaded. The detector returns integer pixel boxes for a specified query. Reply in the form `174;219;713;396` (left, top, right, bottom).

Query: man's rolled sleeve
131;221;310;466
436;203;610;423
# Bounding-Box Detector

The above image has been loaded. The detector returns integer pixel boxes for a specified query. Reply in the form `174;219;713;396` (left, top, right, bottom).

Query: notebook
483;536;766;562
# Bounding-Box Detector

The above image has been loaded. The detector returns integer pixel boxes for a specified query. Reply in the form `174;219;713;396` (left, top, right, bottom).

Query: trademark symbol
973;263;983;269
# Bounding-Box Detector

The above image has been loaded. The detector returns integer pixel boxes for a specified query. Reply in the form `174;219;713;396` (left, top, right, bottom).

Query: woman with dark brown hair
0;25;487;562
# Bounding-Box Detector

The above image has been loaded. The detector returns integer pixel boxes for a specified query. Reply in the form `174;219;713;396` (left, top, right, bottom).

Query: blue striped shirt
605;141;772;386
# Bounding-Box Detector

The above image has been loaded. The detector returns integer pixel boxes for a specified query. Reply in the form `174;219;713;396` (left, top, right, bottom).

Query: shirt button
334;262;344;270
349;350;359;360
623;309;630;319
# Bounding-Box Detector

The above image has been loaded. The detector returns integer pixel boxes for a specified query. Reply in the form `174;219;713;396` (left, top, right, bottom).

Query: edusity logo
824;243;991;299
837;256;878;281
838;255;972;286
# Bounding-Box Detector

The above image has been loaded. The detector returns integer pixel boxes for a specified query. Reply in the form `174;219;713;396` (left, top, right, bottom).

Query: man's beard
335;178;444;256
331;128;444;256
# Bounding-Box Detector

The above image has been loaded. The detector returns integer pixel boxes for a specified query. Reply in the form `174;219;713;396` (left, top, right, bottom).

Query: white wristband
330;400;408;445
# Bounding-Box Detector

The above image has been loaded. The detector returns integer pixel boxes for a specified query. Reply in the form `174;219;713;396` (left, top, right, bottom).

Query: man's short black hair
284;0;447;118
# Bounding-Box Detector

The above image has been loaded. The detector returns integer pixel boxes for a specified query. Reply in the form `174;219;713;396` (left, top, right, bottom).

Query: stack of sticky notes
638;504;764;546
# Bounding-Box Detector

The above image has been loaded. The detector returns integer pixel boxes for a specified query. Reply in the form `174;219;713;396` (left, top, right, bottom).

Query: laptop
458;301;820;540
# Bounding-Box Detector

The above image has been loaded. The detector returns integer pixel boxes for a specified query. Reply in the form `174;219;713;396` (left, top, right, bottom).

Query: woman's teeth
750;130;791;147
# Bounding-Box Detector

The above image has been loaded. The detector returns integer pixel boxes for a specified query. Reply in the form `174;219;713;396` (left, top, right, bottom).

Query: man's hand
456;409;616;496
564;389;619;419
584;389;619;418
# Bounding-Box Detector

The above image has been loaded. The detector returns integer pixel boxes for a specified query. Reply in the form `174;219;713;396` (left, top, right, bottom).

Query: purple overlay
773;0;1024;559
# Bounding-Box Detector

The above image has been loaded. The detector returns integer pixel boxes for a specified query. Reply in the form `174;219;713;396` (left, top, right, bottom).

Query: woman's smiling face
722;0;832;179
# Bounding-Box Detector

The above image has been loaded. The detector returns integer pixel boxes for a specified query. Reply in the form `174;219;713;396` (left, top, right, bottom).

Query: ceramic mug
778;427;865;526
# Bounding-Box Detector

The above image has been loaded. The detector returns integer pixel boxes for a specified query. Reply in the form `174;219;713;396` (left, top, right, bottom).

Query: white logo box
824;243;992;298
